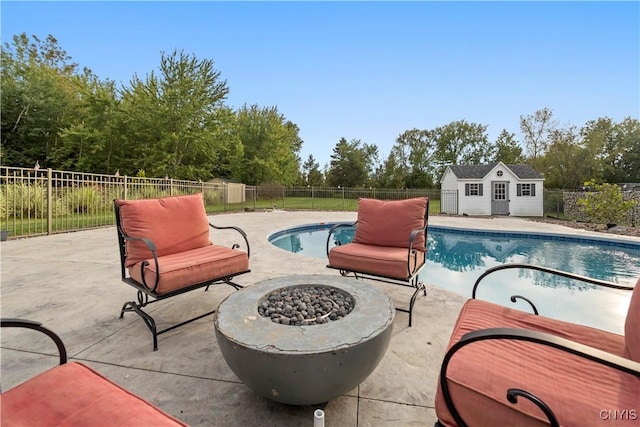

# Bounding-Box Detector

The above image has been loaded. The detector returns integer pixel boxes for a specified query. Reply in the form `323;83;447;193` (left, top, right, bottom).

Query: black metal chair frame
114;201;251;350
325;201;429;327
437;264;640;427
1;318;68;365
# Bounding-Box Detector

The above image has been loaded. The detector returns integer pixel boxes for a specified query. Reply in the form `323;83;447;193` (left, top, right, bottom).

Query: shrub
66;186;105;214
203;189;221;205
0;182;47;218
576;180;637;225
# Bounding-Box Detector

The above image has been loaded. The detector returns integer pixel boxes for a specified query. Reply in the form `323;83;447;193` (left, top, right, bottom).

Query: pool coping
267;221;640;250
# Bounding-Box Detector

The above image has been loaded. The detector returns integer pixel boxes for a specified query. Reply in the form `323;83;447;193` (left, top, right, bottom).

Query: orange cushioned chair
326;197;429;326
1;319;187;426
435;264;640;427
114;193;250;350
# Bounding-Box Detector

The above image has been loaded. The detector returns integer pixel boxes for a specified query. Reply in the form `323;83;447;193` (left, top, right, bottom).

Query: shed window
517;183;536;197
465;183;483;196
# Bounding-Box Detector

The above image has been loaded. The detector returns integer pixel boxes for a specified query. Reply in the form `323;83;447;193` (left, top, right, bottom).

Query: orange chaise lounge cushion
328;197;427;280
0;362;187;426
435;299;640;427
116;193;249;294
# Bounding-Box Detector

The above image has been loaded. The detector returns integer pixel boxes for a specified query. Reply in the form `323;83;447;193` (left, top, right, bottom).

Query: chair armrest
439;327;640;427
326;222;357;257
1;319;67;365
119;232;160;292
209;223;251;258
406;228;427;275
472;263;634;314
408;228;425;247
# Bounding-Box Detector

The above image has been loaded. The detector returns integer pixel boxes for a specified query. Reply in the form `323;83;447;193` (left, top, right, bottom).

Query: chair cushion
328;242;425;280
353;197;428;251
129;245;250;294
435;299;638;427
116;194;211;268
0;362;187;426
625;278;640;362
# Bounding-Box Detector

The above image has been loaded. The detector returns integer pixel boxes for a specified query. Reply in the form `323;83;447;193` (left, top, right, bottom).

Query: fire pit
214;274;395;406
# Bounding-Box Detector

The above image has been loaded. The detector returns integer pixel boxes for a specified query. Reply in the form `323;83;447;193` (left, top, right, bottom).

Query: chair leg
407;279;427;327
120;300;159;351
119;280;244;351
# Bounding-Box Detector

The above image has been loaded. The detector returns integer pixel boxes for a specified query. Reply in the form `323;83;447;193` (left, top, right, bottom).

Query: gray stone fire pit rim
214;274;395;354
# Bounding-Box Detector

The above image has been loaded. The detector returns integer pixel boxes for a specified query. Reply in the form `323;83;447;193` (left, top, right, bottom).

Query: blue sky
2;1;639;168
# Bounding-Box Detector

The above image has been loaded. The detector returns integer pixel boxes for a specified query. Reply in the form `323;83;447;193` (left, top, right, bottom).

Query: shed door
491;182;509;215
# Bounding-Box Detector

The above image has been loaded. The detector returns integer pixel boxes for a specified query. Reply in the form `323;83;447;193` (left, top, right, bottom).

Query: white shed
440;162;545;217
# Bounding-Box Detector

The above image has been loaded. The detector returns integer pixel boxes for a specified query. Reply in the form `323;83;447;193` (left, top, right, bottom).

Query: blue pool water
268;223;640;334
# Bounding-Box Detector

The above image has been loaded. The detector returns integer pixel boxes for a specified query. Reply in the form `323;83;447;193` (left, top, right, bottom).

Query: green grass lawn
209;197;441;213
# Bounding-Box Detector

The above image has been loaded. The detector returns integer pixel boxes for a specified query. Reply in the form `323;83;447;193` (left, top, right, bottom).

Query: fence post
240;184;244;211
47;168;52;235
124;176;128;200
224;183;227;211
311;186;314;209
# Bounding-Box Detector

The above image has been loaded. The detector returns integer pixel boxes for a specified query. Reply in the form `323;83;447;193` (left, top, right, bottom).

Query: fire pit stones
214;274;395;406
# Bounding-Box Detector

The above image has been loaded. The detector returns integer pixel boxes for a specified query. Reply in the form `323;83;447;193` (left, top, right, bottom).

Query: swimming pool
268;223;640;334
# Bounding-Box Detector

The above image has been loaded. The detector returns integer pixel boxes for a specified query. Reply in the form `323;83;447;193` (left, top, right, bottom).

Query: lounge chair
114;193;250;350
1;318;187;426
435;263;640;426
326;197;429;326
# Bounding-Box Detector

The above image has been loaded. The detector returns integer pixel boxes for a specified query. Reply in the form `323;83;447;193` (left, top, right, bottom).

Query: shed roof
448;163;543;180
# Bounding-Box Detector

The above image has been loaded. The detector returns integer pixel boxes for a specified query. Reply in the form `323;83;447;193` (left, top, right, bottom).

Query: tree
1;33;82;167
433;120;492;177
236;104;302;185
301;154;324;186
580;117;640;184
374;152;405;188
117;49;236;179
491;129;523;164
391;128;436;188
519;108;556;169
53;75;123;173
608;117;640;183
538;127;588;189
325;138;378;187
579;117;614;182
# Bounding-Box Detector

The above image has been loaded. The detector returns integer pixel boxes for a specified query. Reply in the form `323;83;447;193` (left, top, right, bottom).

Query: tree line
3;34;639;189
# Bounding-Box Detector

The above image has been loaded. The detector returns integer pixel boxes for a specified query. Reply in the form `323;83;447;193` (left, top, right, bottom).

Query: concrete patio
1;211;637;426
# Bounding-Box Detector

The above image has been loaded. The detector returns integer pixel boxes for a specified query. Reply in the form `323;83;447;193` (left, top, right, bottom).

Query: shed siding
441;169;457;192
441;162;545;217
458;180;489;215
510;182;544;216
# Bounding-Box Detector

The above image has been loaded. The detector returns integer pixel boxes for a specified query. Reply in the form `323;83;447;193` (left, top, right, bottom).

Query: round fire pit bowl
214;274;395;406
